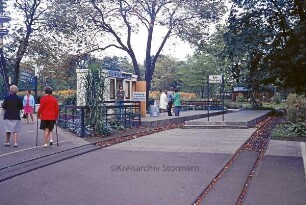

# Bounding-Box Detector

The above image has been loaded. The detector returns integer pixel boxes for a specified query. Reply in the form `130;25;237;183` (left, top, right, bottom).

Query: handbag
0;108;4;117
22;113;27;119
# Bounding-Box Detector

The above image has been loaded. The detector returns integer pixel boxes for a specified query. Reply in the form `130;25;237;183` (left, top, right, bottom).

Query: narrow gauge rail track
1;116;278;205
193;116;280;205
0;124;183;183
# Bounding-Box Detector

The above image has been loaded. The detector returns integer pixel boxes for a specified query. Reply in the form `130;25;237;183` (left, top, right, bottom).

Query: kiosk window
125;81;131;99
110;79;115;99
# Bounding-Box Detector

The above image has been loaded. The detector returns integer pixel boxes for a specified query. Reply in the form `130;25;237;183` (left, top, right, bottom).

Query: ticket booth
76;69;138;104
104;70;138;101
76;69;146;116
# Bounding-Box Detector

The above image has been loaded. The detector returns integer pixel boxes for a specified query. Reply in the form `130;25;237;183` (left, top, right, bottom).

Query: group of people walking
159;86;181;116
1;85;59;148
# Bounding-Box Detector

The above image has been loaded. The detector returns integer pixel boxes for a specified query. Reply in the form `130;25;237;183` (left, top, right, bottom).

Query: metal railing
57;101;141;137
181;100;223;111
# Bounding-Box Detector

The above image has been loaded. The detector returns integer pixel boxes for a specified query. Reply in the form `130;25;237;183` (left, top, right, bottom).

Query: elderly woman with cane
37;86;59;148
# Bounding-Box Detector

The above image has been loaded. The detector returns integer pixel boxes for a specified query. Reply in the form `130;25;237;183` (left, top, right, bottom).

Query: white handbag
0;108;4;117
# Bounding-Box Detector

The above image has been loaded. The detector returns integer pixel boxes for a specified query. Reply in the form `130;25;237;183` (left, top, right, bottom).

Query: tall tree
151;55;181;90
178;54;220;99
180;26;232;98
7;0;50;85
224;0;306;94
52;0;226;102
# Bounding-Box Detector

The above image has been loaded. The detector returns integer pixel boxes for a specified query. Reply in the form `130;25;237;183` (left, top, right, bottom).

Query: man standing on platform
167;87;174;116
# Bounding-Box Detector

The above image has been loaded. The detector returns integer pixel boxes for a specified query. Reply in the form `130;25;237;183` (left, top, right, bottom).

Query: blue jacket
2;94;23;120
23;95;35;106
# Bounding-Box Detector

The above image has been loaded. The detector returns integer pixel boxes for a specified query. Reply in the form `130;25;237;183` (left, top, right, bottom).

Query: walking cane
36;115;38;147
55;121;59;147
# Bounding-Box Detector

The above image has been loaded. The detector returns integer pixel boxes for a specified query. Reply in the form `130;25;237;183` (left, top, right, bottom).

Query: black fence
57;101;141;137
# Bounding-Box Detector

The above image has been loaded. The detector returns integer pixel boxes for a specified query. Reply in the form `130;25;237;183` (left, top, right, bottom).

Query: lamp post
0;0;10;93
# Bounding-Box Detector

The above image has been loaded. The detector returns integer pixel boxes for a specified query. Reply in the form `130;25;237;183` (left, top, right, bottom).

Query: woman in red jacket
37;87;59;148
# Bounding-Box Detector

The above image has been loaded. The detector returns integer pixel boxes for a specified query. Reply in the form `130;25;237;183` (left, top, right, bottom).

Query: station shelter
76;69;146;116
232;86;249;101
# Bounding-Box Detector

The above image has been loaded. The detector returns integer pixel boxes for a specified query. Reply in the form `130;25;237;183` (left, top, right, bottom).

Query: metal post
207;75;210;121
80;107;85;137
0;0;10;93
222;75;225;121
64;107;67;128
55;122;59;146
124;105;127;127
33;76;37;113
138;102;141;127
36;115;38;146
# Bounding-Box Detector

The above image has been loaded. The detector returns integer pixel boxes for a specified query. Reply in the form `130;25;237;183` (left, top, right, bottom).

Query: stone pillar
76;69;88;106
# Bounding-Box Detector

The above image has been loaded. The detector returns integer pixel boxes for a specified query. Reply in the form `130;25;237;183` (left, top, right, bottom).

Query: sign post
222;75;225;121
207;75;210;121
208;75;225;121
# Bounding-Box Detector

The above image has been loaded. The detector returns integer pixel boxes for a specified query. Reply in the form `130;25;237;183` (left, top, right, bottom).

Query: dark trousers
167;101;173;116
116;101;124;120
174;106;180;116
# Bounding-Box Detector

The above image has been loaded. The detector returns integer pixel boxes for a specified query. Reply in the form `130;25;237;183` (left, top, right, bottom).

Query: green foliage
273;94;281;104
61;94;77;105
236;95;245;103
151;55;181;90
178;54;221;98
84;64;107;135
224;0;306;93
272;122;306;138
224;99;242;109
285;94;306;123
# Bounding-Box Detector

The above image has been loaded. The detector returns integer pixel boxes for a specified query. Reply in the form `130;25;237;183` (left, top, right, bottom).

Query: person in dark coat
167;87;174;116
2;85;23;147
116;84;125;120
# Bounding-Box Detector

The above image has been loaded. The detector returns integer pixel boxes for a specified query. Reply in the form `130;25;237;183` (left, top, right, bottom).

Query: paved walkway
0;110;305;205
184;110;270;128
0;116;89;166
244;140;306;205
142;110;225;128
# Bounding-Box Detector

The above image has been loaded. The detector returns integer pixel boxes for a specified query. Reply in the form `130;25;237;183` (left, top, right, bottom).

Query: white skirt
4;120;21;132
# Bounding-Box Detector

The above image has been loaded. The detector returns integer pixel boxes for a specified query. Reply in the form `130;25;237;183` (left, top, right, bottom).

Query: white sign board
209;75;223;84
133;92;146;101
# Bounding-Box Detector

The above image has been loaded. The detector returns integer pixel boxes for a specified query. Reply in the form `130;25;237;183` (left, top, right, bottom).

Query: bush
285;94;306;123
236;95;246;102
273;93;281;104
62;94;77;105
224;99;242;109
272;122;306;138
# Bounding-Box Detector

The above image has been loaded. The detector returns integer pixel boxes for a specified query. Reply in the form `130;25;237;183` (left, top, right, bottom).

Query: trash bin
150;105;159;117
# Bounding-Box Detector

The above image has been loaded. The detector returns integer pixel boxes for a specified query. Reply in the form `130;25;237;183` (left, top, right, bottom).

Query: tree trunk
145;66;153;108
201;85;205;99
128;51;141;78
13;34;30;85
